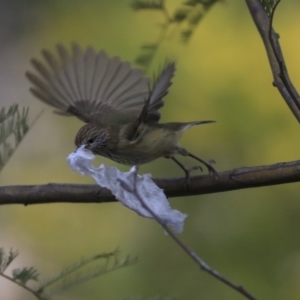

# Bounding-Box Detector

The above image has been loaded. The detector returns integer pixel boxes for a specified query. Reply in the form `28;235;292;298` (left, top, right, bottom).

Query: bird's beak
74;144;87;153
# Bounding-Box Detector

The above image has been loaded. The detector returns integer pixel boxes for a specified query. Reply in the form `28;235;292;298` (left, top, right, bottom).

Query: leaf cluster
0;104;30;172
0;247;137;300
132;0;221;69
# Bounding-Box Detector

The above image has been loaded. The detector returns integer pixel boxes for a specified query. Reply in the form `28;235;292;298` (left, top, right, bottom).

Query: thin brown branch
1;159;300;205
245;0;300;122
0;273;44;300
120;167;258;300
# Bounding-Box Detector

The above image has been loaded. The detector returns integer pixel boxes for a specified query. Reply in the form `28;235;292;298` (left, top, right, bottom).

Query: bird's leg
177;147;219;179
170;157;202;187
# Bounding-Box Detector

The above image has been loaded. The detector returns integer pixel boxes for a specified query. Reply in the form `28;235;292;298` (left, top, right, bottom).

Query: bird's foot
181;168;191;189
188;165;203;172
189;159;218;179
176;148;219;179
204;159;219;179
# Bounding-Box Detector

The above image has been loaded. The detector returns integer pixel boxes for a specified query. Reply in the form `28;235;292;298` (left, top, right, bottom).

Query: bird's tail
163;120;215;133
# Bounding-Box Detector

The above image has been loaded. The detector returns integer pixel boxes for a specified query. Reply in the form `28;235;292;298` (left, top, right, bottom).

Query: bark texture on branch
1;159;300;206
245;0;300;121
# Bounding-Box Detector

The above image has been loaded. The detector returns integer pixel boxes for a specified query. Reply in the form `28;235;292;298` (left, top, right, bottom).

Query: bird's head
75;124;110;154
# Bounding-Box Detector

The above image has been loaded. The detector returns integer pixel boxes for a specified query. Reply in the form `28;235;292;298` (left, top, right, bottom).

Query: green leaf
0;104;38;172
12;266;39;285
0;247;19;273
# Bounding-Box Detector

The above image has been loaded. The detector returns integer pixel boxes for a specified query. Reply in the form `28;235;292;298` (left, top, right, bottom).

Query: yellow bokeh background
1;1;300;299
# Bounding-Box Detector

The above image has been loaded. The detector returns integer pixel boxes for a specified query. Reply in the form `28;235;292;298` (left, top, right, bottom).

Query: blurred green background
1;0;300;299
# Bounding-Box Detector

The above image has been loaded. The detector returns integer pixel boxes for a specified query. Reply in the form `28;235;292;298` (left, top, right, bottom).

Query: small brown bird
26;43;217;182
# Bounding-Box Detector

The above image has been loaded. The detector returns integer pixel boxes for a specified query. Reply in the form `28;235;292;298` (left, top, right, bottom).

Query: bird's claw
208;158;216;165
183;163;218;189
188;165;203;172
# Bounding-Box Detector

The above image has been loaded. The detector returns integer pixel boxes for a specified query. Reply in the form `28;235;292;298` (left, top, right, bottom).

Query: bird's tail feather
163;120;215;133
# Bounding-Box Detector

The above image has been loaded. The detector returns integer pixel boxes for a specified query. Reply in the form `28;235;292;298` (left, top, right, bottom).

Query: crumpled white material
67;146;187;233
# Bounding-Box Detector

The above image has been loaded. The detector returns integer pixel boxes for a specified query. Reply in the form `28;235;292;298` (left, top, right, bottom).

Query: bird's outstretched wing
26;43;175;125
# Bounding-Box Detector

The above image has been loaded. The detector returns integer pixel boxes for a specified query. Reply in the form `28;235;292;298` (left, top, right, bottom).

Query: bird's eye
87;137;95;144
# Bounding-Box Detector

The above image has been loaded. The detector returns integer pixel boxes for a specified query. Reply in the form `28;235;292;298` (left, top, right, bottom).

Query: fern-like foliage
0;248;40;289
0;247;138;300
0;104;30;172
37;251;117;292
12;266;40;285
0;248;19;273
132;0;221;69
43;249;137;298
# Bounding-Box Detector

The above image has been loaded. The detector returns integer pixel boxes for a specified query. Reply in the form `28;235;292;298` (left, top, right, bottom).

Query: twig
245;0;300;122
0;273;44;300
1;159;300;205
135;0;172;71
117;167;258;300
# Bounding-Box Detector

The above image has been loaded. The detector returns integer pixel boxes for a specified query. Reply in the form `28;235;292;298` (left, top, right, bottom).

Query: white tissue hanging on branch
67;146;187;233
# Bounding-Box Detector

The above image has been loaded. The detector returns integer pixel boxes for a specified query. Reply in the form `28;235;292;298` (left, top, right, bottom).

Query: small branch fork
116;167;258;300
245;0;300;122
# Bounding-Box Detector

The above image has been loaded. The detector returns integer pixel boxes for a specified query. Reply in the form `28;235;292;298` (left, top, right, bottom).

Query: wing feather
26;43;175;124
